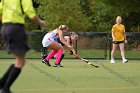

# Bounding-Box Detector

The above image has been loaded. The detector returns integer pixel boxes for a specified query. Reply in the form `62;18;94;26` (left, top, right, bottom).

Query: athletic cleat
94;65;99;68
122;59;128;63
53;64;63;67
0;82;3;90
42;59;51;66
110;59;115;63
0;89;12;93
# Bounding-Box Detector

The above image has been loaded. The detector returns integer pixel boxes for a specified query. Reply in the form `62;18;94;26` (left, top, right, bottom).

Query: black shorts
1;23;30;55
55;38;64;46
112;41;124;44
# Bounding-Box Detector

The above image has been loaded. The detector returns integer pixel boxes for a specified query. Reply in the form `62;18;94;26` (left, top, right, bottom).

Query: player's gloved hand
81;58;89;62
69;50;74;55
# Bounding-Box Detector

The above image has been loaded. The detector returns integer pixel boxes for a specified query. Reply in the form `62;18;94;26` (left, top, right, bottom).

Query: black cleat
0;82;4;90
53;64;63;67
123;59;128;63
0;89;12;93
42;59;51;66
0;86;2;90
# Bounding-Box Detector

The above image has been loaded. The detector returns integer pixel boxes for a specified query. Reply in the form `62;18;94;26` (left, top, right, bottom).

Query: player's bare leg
111;44;118;63
119;43;128;63
0;54;25;93
42;41;64;67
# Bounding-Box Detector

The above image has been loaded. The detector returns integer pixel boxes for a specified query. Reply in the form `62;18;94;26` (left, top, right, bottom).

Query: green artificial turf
0;49;140;59
0;59;140;93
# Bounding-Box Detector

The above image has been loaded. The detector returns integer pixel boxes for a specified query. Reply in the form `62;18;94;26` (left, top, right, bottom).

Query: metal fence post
75;40;78;54
109;38;112;60
104;35;108;60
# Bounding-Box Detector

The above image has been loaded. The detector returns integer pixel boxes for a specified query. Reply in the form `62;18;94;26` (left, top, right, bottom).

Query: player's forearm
31;15;46;29
124;33;127;40
31;16;41;25
60;38;70;47
112;32;115;40
66;40;71;46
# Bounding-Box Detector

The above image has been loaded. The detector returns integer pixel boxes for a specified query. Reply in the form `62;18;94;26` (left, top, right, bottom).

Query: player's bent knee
15;62;25;68
15;59;26;68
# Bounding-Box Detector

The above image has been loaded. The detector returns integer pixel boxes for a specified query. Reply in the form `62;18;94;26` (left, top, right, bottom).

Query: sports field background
0;59;140;93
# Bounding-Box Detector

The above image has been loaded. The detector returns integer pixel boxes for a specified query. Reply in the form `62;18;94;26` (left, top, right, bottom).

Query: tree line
1;0;139;32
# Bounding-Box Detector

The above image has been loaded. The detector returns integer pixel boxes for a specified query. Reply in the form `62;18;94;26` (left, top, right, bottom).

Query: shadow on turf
28;62;78;93
28;63;68;87
99;62;138;87
83;61;138;87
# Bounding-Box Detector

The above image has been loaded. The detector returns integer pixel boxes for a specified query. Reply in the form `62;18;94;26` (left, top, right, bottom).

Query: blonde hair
58;25;68;30
116;16;122;21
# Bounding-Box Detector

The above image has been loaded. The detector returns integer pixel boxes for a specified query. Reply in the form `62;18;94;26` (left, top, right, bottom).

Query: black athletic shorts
1;23;30;55
55;38;64;46
112;41;124;44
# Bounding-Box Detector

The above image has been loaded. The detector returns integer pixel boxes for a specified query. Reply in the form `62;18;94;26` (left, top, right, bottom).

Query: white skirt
42;37;54;47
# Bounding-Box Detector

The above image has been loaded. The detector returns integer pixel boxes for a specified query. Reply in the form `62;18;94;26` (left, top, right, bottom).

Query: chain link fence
0;31;140;59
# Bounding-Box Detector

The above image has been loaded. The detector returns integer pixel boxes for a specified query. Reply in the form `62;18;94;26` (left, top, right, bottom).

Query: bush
28;31;45;51
77;36;107;49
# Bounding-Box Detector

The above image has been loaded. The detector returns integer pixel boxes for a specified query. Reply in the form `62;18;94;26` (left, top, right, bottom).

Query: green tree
101;0;140;13
84;0;114;32
100;0;140;32
37;0;92;31
87;0;140;32
24;0;140;32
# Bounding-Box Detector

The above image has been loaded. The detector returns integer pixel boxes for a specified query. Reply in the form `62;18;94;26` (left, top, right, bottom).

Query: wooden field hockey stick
72;53;99;68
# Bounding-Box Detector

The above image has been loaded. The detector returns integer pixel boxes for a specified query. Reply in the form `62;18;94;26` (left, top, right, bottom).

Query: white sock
111;58;114;60
122;57;126;60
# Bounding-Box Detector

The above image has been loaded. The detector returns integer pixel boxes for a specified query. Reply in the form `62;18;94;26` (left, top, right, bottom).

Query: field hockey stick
72;53;99;68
